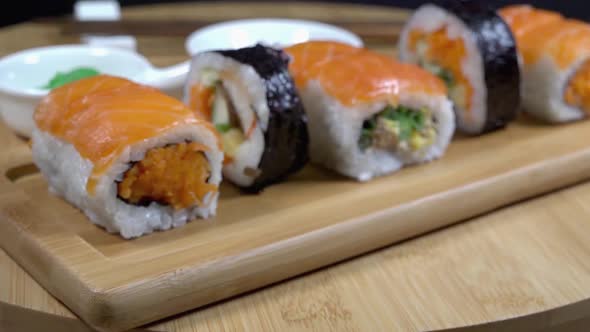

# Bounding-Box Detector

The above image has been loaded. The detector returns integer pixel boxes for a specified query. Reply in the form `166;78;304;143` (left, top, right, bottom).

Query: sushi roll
499;5;590;123
184;44;308;193
32;75;223;239
398;0;521;134
284;45;455;181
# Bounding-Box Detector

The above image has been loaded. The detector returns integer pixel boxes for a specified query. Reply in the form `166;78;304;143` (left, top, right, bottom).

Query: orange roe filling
117;142;215;210
409;27;473;111
565;59;590;114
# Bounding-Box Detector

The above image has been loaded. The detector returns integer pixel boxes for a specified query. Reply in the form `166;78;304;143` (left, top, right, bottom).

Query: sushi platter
3;1;590;332
5;102;590;331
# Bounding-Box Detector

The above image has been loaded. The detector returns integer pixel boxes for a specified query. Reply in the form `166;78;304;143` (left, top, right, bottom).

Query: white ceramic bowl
0;20;362;138
185;18;364;55
0;44;189;137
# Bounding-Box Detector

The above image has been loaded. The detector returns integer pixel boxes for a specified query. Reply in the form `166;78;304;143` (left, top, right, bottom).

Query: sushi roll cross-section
500;5;590;123
399;0;520;134
32;75;223;239
285;41;455;182
185;44;309;193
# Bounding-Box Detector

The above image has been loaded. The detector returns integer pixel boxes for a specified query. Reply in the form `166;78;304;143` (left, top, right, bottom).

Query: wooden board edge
0;195;117;331
29;148;590;332
435;297;590;332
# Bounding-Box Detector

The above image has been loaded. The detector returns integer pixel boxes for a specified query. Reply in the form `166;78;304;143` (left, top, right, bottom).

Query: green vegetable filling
215;123;232;133
359;105;435;152
42;67;100;89
436;68;454;87
420;61;454;87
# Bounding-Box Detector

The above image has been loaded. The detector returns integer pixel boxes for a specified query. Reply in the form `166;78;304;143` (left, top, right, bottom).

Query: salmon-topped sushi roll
500;5;590;123
289;50;455;181
184;44;308;193
32;75;223;239
399;0;521;134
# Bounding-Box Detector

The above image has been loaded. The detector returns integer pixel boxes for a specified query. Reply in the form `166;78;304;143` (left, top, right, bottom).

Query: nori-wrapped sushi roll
398;0;521;135
184;44;309;192
284;43;456;182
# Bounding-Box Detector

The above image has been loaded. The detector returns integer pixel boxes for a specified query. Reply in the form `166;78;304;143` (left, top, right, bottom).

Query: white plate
185;18;363;55
0;44;188;137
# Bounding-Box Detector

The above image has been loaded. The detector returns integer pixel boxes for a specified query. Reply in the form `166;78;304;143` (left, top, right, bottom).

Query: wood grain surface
6;108;590;332
2;2;590;332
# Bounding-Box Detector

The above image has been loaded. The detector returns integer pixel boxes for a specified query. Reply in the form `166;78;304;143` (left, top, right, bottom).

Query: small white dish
0;20;362;138
0;44;189;137
185;18;364;55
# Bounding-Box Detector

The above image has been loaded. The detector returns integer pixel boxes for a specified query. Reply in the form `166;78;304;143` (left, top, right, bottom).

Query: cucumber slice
212;87;230;126
200;68;220;87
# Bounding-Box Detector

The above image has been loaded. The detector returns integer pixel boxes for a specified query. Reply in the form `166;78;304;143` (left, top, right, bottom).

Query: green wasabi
42;67;101;89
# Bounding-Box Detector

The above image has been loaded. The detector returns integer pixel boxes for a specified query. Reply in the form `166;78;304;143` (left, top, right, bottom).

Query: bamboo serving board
2;115;590;332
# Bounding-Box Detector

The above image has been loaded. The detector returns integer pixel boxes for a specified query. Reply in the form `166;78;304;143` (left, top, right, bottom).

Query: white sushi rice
520;55;589;122
31;123;223;239
301;80;455;181
398;4;487;134
184;52;269;187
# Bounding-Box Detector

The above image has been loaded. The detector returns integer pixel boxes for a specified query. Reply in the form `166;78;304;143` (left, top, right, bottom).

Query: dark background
1;1;587;27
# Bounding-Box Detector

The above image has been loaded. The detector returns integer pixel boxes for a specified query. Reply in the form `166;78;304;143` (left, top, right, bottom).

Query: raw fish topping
285;40;363;87
302;52;447;107
500;5;590;68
